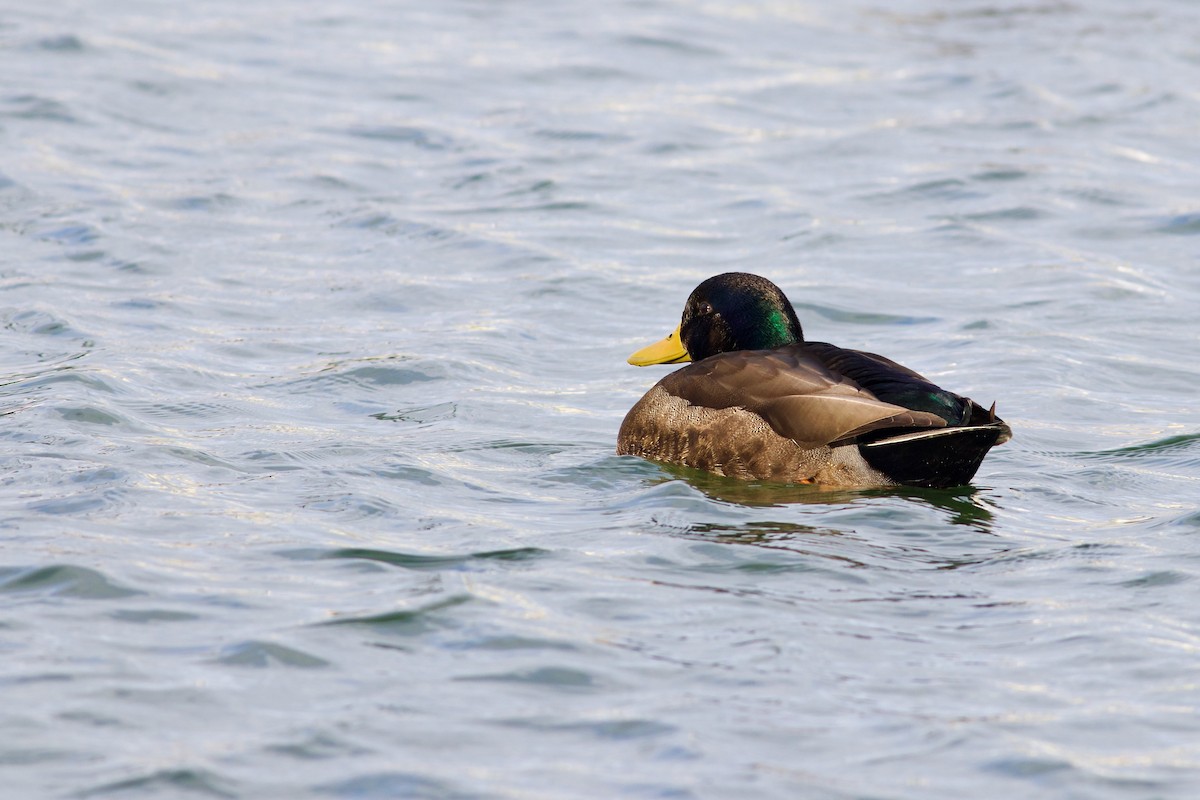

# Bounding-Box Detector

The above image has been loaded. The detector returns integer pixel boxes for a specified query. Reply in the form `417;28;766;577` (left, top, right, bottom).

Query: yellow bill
627;324;691;366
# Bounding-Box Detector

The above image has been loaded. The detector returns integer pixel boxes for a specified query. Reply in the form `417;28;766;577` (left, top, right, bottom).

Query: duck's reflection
656;461;992;521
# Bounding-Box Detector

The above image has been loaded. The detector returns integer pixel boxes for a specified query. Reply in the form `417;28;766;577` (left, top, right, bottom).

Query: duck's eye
698;302;714;315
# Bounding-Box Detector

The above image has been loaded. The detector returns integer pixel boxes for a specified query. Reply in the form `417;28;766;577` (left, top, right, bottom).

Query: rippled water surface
5;1;1200;797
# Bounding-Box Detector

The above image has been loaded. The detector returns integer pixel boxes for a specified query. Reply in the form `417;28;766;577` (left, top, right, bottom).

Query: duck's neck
755;309;800;349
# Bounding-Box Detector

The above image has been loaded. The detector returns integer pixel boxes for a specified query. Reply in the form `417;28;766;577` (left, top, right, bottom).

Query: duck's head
628;272;804;365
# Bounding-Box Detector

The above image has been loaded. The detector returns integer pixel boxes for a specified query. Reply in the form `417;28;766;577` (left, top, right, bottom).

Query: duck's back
617;342;1007;487
797;342;971;425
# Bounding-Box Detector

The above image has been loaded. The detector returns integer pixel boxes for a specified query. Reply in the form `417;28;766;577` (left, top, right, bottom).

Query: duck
617;272;1011;488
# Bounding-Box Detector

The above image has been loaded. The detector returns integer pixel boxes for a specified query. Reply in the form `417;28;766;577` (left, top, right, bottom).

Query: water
4;1;1200;797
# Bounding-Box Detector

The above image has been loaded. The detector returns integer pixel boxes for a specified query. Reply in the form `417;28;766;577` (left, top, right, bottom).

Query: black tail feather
858;422;1009;488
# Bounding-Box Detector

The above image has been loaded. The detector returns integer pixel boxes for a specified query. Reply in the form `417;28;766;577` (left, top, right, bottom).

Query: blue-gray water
4;1;1200;798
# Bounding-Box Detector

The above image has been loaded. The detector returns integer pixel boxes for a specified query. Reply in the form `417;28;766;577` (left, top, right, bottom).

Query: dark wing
657;345;949;449
801;342;970;424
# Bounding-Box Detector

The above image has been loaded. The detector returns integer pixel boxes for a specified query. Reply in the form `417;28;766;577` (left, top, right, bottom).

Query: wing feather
657;345;949;448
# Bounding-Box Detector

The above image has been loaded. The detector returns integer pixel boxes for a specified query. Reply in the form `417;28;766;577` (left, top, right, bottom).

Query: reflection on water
1077;431;1200;463
650;461;869;507
650;461;997;529
887;486;999;530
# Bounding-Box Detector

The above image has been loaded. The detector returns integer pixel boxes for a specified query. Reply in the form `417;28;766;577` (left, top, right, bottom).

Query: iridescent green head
679;272;804;360
625;272;804;366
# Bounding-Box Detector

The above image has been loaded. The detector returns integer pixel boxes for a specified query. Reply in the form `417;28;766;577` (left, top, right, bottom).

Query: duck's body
617;273;1010;489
